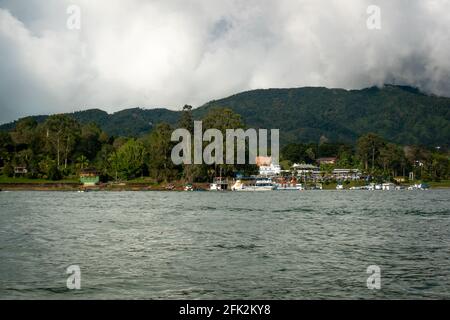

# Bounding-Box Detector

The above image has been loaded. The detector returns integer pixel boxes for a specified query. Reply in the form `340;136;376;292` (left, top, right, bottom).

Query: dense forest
1;85;449;147
0;104;449;183
0;107;257;183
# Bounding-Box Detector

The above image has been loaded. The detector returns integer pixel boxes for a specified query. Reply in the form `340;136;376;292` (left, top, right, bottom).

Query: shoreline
1;182;449;191
0;182;210;192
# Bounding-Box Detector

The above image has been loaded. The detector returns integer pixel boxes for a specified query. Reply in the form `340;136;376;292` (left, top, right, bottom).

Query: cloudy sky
0;0;449;123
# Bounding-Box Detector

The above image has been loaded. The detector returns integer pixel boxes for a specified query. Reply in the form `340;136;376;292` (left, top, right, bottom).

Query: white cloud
0;0;449;123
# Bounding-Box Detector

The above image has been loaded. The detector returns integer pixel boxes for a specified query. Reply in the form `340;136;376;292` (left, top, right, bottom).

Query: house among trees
80;168;100;186
14;166;28;175
292;163;319;173
316;157;337;165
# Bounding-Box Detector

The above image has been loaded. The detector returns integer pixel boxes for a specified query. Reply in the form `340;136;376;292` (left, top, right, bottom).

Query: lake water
0;190;449;299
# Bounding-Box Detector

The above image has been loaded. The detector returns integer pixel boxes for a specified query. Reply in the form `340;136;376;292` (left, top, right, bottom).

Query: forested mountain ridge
198;85;450;146
1;85;449;146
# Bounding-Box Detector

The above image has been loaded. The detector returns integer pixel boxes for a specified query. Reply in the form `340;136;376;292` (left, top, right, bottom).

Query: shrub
3;163;14;177
47;164;62;181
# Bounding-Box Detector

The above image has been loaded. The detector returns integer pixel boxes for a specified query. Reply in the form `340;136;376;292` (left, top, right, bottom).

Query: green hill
197;85;450;146
1;85;449;146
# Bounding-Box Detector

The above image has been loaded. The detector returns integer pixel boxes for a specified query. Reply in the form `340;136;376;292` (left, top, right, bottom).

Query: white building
256;156;281;176
332;169;361;181
259;163;281;176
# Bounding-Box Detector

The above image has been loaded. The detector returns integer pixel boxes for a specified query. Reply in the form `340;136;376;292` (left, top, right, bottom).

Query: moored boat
408;183;429;190
210;177;229;191
232;177;276;191
274;176;304;190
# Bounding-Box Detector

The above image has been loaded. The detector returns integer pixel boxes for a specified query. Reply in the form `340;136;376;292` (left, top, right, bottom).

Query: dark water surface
0;190;449;299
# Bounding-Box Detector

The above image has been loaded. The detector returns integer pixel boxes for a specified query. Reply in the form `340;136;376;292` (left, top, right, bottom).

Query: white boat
336;183;344;190
275;183;304;191
408;183;429;190
365;183;382;190
232;178;276;191
274;177;304;190
210;177;229;191
382;183;396;190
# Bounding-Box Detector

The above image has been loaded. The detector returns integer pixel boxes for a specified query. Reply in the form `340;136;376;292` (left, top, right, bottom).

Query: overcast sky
0;0;449;124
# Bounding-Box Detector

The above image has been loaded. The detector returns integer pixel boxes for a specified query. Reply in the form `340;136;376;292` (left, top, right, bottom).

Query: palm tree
76;155;89;171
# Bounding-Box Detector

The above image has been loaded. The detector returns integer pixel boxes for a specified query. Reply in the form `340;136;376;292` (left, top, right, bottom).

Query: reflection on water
0;190;449;299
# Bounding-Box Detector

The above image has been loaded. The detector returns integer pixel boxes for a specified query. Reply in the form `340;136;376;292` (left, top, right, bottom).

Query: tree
43;115;81;169
76;155;89;171
202;108;248;177
428;152;449;181
305;147;316;162
178;105;194;133
10;117;38;147
77;123;103;161
356;133;386;171
281;143;306;163
379;143;403;177
0;132;14;167
9;118;41;173
202;108;244;132
177;105;196;182
109;139;145;180
95;144;114;178
3;163;14;177
38;156;61;180
144;123;178;182
404;145;431;180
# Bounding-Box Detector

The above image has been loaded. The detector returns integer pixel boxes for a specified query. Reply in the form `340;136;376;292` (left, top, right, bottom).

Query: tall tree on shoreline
144;123;178;182
177;105;198;183
109;139;145;180
356;133;386;171
43;115;81;169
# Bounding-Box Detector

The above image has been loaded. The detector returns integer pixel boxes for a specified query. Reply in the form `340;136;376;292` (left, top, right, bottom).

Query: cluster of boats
347;183;429;191
207;177;430;192
209;177;320;191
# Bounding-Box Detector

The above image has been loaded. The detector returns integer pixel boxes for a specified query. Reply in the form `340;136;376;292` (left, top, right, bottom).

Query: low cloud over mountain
1;0;449;123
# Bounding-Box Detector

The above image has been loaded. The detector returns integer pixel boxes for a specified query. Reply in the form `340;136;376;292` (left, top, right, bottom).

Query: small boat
232;177;276;191
184;184;194;191
274;177;304;191
210;177;229;191
336;183;344;190
309;183;323;190
365;183;382;191
408;183;429;190
382;183;396;190
275;183;304;191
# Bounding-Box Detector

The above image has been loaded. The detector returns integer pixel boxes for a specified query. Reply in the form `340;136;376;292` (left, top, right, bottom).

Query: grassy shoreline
1;178;449;191
0;176;210;191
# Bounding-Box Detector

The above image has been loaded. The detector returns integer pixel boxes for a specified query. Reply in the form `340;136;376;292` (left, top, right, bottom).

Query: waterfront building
257;156;281;176
292;163;320;181
80;168;100;186
332;169;361;180
259;163;281;176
